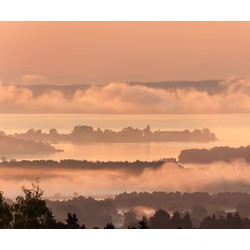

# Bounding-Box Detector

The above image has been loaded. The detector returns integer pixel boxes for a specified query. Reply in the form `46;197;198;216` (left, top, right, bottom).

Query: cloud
1;77;250;113
20;74;48;84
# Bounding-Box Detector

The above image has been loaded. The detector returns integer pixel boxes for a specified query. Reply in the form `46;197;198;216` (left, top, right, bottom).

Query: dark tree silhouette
104;223;115;229
181;213;193;229
226;212;242;229
0;191;12;228
138;216;149;229
199;212;250;229
179;145;250;164
199;215;213;229
66;213;80;229
170;211;182;229
148;209;193;229
3;184;250;229
11;183;56;229
149;209;171;229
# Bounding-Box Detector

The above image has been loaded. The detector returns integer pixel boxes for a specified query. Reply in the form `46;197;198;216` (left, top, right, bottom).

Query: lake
0;114;249;161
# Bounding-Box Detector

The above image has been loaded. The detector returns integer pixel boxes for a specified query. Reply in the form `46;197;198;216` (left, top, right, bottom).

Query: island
8;125;217;143
178;146;250;164
0;134;62;155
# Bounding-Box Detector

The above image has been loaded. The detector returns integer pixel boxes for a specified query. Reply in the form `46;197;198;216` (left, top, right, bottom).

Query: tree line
8;125;217;143
0;159;168;171
1;184;250;229
178;145;250;163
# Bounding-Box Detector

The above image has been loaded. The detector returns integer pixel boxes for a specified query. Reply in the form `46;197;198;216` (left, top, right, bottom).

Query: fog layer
2;160;250;197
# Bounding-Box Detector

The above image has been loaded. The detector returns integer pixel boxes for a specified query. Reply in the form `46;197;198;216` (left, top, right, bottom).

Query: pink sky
1;22;250;84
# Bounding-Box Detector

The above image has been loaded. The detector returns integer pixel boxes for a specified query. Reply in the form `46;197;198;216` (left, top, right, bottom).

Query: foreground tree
104;223;115;229
199;212;250;229
66;213;80;229
170;211;181;229
0;191;12;228
11;183;56;229
149;209;171;229
181;213;193;229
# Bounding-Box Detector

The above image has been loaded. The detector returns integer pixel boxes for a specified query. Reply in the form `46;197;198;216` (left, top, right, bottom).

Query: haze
1;22;250;225
1;22;250;84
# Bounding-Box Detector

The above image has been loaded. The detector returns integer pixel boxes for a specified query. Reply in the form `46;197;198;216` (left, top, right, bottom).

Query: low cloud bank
1;77;250;113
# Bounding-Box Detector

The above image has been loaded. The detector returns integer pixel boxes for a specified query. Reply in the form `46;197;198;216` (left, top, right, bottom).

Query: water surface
0;114;249;161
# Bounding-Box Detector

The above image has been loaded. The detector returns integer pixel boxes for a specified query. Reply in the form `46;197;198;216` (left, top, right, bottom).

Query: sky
1;22;250;114
1;22;250;84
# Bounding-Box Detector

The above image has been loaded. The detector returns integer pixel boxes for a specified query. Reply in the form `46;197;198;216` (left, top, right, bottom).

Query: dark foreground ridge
6;126;217;143
2;185;250;229
179;145;250;164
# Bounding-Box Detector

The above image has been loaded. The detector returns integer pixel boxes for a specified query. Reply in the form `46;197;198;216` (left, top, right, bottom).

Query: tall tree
181;213;193;229
0;191;13;228
170;211;181;229
149;209;171;229
11;183;56;229
66;213;80;229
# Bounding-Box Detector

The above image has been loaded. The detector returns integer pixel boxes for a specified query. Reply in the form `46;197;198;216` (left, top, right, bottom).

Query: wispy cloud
20;74;48;84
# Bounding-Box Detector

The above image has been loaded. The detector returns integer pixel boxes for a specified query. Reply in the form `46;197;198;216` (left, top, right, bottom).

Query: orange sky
0;22;250;84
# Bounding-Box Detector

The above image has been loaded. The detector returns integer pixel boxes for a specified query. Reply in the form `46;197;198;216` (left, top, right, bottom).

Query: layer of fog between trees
3;184;250;229
45;190;250;228
2;159;250;198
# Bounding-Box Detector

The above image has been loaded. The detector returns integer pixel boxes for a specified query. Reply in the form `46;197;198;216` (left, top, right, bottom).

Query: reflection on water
51;142;187;161
50;139;241;161
9;139;243;161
